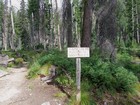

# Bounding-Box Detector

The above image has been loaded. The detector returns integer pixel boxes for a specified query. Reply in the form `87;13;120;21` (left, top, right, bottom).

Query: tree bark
55;0;62;50
10;0;15;50
131;0;135;42
39;0;46;49
81;0;93;47
2;0;8;51
96;0;117;61
67;0;72;47
136;2;139;43
62;0;73;47
30;13;34;48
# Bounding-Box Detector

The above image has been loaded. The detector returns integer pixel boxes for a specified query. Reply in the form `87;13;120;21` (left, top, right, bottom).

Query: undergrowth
27;49;139;104
1;48;139;104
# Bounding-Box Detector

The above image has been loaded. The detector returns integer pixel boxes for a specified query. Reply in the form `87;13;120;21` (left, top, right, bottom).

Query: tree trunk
67;0;72;47
10;0;15;50
2;0;8;51
62;0;72;47
17;37;22;50
131;0;135;42
96;0;117;61
81;0;93;47
136;2;139;43
0;1;3;49
73;0;83;47
55;0;62;50
30;13;34;48
39;0;46;49
48;0;54;48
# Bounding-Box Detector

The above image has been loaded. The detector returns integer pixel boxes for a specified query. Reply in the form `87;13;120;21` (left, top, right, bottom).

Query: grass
2;49;139;104
53;92;66;98
0;66;6;70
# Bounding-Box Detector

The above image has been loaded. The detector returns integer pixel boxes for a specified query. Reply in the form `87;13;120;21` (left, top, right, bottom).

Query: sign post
67;47;90;104
76;57;81;104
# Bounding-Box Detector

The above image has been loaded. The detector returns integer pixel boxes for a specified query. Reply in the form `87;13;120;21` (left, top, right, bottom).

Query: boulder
0;54;14;67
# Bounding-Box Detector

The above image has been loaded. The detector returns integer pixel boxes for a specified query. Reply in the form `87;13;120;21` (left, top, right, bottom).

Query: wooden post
67;47;89;105
76;58;81;104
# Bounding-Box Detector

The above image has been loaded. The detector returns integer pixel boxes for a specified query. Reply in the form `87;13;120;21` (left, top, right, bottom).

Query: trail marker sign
68;47;90;58
67;47;90;104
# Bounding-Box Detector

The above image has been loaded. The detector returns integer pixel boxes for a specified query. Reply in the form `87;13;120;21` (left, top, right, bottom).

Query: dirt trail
0;67;66;105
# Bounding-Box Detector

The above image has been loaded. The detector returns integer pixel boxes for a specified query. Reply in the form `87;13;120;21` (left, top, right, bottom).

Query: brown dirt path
0;67;66;105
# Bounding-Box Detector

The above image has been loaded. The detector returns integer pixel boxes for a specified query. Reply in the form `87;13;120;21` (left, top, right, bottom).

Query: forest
0;0;140;105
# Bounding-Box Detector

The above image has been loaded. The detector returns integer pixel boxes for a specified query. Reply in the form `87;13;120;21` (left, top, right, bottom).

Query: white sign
67;47;90;58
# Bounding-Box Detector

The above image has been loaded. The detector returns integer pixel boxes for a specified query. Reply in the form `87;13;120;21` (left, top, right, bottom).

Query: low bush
28;49;139;104
28;62;41;78
82;55;138;94
15;58;24;65
114;67;138;93
68;81;96;105
117;52;132;66
28;49;75;79
7;62;15;67
117;52;140;81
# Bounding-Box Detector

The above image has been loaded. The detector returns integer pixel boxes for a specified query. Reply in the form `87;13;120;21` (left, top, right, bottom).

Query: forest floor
0;67;66;105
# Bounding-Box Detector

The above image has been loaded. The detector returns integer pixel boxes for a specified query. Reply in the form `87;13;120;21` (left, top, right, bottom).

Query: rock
40;76;50;81
100;39;116;61
0;55;14;67
41;102;50;105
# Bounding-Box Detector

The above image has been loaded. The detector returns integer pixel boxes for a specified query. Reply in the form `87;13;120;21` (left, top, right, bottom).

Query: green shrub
15;58;24;65
28;62;41;78
55;75;74;87
38;63;51;76
2;51;17;58
81;53;138;94
53;92;66;98
117;52;140;81
28;49;75;79
114;67;138;93
68;81;96;105
7;62;15;67
37;49;75;75
117;52;132;66
28;49;139;103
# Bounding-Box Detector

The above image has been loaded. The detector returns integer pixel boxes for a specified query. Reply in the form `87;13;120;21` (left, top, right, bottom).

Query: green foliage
114;67;138;92
28;49;75;79
126;64;140;81
81;52;138;94
68;81;96;105
81;81;96;105
7;62;15;67
117;52;132;66
117;51;140;81
55;75;74;87
38;63;51;76
2;51;17;58
2;50;42;67
28;49;139;104
53;92;66;98
37;49;75;75
15;58;24;65
28;62;41;78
